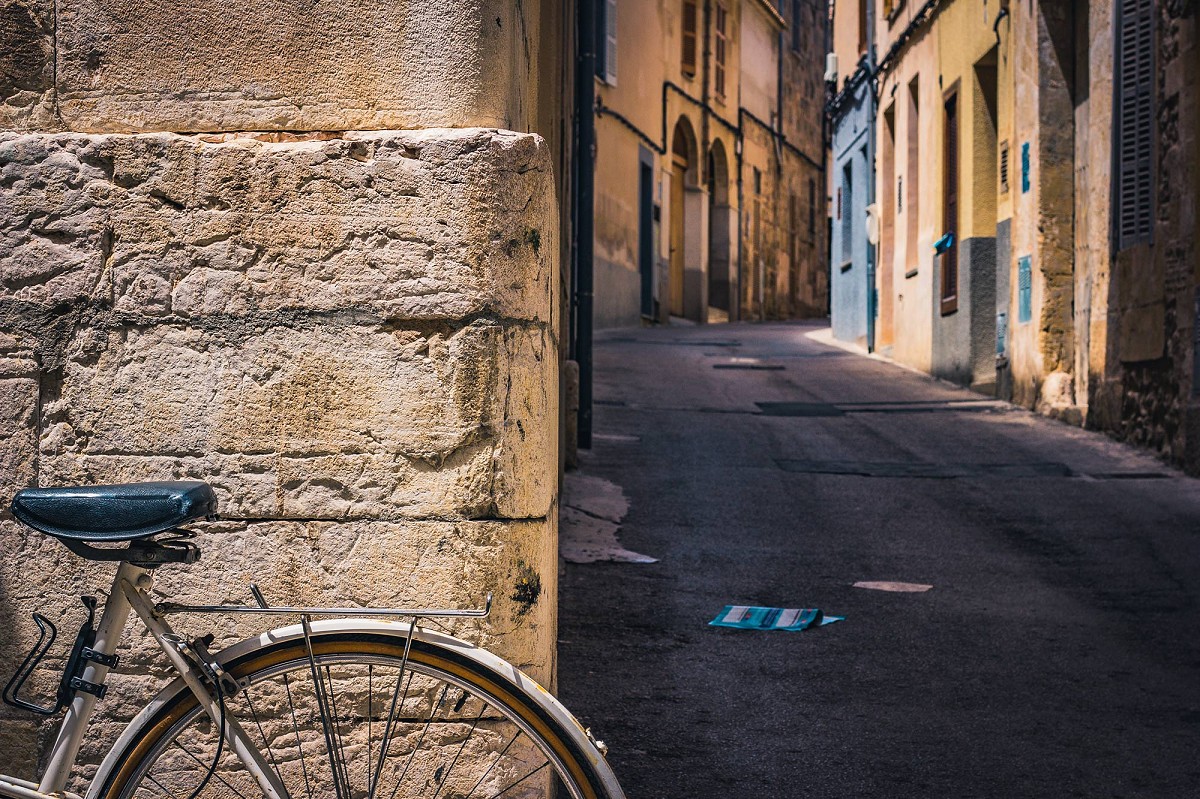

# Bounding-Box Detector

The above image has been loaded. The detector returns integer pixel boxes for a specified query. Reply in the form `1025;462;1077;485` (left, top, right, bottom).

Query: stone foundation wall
0;128;559;775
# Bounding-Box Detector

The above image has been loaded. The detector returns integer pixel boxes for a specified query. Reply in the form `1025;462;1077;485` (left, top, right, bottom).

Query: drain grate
756;402;845;417
714;363;786;371
775;460;1074;478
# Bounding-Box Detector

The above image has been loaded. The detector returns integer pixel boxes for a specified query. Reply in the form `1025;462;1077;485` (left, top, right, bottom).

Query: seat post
38;562;150;794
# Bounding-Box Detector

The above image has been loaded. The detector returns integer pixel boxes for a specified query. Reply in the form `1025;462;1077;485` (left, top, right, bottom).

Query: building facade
830;0;1200;471
591;0;828;328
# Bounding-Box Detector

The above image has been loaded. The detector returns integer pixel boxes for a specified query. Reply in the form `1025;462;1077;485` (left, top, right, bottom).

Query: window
682;1;698;78
1116;0;1154;248
789;193;800;267
858;0;868;55
808;178;816;238
596;0;618;84
714;3;728;99
791;0;802;53
841;162;853;260
905;76;919;271
941;92;959;314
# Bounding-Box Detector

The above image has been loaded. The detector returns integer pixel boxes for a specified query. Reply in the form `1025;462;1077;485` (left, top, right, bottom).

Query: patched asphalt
556;321;1200;798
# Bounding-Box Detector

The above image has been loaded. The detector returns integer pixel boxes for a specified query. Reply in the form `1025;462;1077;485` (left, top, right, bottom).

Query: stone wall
0;127;559;775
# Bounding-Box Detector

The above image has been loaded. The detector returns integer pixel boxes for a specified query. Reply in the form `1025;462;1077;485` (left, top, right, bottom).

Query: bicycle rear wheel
93;625;622;799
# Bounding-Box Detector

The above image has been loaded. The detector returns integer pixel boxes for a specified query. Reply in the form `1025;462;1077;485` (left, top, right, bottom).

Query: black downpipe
574;0;596;449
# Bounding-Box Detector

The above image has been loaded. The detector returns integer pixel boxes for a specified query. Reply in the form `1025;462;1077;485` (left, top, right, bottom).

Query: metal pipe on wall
574;0;596;449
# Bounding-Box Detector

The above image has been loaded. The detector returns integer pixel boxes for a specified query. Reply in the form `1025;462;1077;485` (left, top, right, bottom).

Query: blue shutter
1018;256;1032;323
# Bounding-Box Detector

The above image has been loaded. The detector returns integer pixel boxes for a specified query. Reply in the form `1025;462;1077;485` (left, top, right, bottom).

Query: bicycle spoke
369;628;417;799
301;618;352;799
430;693;488;799
465;730;522;798
484;762;550;799
244;689;286;791
387;683;450;799
283;673;314;799
325;665;354;793
367;671;415;796
146;774;183;799
170;740;252;799
368;663;373;792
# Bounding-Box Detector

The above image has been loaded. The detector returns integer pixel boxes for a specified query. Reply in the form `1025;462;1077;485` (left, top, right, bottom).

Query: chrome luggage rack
155;583;494;620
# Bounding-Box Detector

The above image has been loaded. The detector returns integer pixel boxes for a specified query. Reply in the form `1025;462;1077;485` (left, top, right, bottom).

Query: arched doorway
669;117;698;319
707;140;732;319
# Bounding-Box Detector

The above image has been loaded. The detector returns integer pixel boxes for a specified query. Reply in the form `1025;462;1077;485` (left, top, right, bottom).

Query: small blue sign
933;232;955;254
1021;142;1031;193
1018;256;1033;323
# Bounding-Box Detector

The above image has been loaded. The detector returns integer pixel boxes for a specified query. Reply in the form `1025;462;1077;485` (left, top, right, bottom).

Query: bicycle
0;480;625;799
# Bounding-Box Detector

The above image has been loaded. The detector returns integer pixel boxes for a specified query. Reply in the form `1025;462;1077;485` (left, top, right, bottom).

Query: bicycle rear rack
154;583;494;620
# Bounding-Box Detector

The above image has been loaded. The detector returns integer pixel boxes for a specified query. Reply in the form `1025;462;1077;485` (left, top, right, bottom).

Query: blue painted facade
829;69;874;347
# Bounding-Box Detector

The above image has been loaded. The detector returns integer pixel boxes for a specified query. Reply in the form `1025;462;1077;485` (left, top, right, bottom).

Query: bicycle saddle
10;481;217;542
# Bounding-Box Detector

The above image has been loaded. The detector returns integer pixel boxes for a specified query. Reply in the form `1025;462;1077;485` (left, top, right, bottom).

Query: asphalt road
555;321;1200;799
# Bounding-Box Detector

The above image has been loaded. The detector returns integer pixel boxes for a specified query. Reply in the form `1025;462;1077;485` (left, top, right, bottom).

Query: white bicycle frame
0;561;494;799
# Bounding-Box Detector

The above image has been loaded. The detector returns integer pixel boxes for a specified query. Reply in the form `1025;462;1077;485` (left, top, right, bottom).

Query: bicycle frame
0;561;493;799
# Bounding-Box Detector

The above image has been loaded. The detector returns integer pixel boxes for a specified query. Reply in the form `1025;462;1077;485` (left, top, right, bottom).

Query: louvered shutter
682;2;697;77
1116;0;1154;249
605;0;618;85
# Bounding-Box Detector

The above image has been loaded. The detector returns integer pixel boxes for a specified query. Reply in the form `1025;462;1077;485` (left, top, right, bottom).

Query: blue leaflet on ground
709;605;845;631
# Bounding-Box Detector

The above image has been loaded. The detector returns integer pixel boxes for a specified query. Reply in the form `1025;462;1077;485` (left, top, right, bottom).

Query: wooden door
669;158;686;317
941;92;959;315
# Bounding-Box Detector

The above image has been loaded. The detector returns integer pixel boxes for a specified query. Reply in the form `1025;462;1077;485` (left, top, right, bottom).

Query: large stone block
36;320;554;520
0;0;55;130
0;129;556;323
53;0;540;132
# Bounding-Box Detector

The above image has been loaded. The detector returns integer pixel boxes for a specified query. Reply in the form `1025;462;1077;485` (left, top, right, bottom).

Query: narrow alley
558;322;1200;798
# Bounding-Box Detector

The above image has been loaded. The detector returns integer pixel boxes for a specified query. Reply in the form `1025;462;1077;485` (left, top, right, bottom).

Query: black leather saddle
11;481;217;542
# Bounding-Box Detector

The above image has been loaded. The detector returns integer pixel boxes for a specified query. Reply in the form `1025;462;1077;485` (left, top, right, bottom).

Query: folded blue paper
709;605;844;631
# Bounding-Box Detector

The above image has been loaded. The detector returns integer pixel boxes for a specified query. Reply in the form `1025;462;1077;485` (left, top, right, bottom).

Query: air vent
999;140;1010;194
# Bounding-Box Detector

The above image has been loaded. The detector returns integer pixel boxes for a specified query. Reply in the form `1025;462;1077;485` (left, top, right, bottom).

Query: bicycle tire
89;621;624;799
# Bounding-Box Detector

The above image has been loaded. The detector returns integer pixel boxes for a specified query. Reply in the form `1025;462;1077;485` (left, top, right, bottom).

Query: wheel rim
106;639;597;799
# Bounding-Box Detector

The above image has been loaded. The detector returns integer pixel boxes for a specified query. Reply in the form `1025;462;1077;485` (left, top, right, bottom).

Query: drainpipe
776;20;786;319
574;0;596;448
864;0;877;353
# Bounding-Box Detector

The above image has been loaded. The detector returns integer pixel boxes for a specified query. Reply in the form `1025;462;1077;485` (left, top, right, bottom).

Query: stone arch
707;139;733;314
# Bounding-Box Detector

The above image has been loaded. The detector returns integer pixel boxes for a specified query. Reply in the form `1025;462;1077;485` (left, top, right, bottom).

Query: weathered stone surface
53;0;541;133
31;320;554;520
0;0;55;130
0;515;557;777
0;129;555;323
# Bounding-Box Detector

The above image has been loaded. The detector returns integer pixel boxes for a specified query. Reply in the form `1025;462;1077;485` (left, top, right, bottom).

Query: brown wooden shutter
682;1;698;78
941;93;959;314
714;4;727;99
1116;0;1154;249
